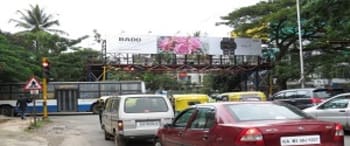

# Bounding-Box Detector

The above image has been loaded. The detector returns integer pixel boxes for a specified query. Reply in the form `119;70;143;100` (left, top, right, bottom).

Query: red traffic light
42;57;49;67
42;57;50;78
42;61;49;67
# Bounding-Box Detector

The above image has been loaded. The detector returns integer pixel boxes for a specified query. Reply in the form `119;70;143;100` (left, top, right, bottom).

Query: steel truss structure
87;53;272;84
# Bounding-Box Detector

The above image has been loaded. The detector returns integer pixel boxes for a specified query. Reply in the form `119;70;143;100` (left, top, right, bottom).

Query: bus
0;81;146;116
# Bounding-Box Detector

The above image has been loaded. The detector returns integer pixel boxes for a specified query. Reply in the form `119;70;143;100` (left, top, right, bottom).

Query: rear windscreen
226;103;308;121
314;90;332;99
314;89;346;99
188;101;200;106
125;96;169;113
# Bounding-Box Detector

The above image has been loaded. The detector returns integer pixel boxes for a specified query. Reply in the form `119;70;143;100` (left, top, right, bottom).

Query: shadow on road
125;139;153;146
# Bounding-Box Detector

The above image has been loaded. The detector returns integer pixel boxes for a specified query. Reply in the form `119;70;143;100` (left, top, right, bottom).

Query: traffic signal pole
42;77;48;119
42;57;49;119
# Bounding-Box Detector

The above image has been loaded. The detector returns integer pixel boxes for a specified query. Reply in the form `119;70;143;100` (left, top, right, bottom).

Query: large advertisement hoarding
106;35;158;54
157;36;209;55
234;37;262;56
106;35;262;56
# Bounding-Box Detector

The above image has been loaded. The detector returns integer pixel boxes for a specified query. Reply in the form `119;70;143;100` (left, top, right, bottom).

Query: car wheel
222;96;229;101
115;135;126;146
154;138;162;146
0;105;14;117
104;130;112;140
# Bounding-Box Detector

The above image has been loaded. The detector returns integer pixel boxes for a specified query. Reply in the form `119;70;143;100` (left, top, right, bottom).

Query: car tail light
311;97;322;105
235;128;265;146
334;123;344;141
117;120;123;131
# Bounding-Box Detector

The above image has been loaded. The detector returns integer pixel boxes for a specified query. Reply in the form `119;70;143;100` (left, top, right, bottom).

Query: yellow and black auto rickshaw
217;91;267;101
171;94;210;114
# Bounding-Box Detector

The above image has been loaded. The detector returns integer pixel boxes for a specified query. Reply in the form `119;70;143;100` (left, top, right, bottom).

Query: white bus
0;81;146;116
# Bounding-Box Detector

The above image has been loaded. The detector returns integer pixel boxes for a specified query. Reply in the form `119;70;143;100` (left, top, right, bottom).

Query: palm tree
9;4;67;35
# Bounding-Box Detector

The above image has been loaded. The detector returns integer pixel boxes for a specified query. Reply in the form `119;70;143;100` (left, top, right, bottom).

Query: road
48;115;154;146
49;115;350;146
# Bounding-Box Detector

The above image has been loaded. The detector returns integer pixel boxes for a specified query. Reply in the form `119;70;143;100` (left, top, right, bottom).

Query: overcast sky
1;0;262;48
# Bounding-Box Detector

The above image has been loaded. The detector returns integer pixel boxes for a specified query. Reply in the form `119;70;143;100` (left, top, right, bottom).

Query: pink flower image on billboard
158;36;204;55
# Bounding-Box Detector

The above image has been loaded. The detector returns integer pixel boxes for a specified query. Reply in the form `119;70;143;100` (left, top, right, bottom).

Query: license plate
136;121;160;128
280;135;320;146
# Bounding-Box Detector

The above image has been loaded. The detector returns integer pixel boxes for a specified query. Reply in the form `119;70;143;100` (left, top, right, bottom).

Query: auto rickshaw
171;94;210;113
217;91;267;101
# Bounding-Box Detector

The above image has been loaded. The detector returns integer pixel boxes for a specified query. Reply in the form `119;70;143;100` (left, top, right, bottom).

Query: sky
1;0;263;49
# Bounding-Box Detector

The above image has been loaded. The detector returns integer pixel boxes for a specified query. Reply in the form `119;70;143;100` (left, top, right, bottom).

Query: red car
155;102;344;146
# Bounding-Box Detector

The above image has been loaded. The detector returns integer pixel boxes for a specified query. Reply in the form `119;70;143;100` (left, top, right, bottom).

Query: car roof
99;95;115;101
172;93;208;97
116;94;167;98
194;101;274;108
219;91;265;96
275;88;345;93
172;94;209;99
278;88;316;91
274;88;329;93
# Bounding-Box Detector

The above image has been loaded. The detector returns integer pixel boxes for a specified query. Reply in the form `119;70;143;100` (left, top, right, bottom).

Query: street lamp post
102;40;107;81
296;0;305;88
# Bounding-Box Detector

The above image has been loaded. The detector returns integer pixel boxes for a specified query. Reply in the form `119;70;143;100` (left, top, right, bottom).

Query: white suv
101;94;174;146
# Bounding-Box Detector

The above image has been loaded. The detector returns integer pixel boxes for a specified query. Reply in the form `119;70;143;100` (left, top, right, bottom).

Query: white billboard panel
106;35;261;56
234;38;262;55
106;35;158;54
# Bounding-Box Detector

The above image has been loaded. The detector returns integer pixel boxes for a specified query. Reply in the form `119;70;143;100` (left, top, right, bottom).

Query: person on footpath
16;95;30;120
96;99;105;126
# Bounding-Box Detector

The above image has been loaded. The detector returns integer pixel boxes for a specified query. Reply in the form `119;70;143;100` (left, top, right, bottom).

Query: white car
303;92;350;131
101;94;174;146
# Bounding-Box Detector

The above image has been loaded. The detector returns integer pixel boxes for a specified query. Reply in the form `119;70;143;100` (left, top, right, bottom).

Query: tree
9;4;66;35
219;0;350;89
0;32;40;82
50;49;100;81
219;0;300;89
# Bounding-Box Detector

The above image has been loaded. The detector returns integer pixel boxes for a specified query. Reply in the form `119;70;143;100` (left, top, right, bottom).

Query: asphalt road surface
49;115;154;146
49;115;350;146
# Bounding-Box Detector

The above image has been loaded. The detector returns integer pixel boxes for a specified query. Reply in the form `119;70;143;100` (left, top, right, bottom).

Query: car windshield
124;96;168;113
226;103;309;121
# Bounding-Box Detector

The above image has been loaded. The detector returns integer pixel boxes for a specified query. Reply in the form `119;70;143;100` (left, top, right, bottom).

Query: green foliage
107;71;137;81
9;4;66;34
304;0;350;40
106;71;179;92
142;72;178;91
221;0;350;89
50;49;100;81
0;4;91;82
262;48;280;61
203;73;242;93
0;33;40;82
26;118;52;131
0;30;93;82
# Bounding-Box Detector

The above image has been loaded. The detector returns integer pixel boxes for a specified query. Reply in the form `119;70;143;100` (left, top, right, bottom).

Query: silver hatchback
303;92;350;131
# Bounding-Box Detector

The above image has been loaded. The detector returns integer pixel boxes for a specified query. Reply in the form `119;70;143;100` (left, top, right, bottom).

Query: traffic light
42;57;50;78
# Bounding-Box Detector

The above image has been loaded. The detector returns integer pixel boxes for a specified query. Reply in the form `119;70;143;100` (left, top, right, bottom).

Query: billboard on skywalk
106;35;262;56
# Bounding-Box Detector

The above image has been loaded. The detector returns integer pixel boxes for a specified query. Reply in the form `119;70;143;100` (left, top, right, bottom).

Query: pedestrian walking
16;95;30;120
96;99;105;125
